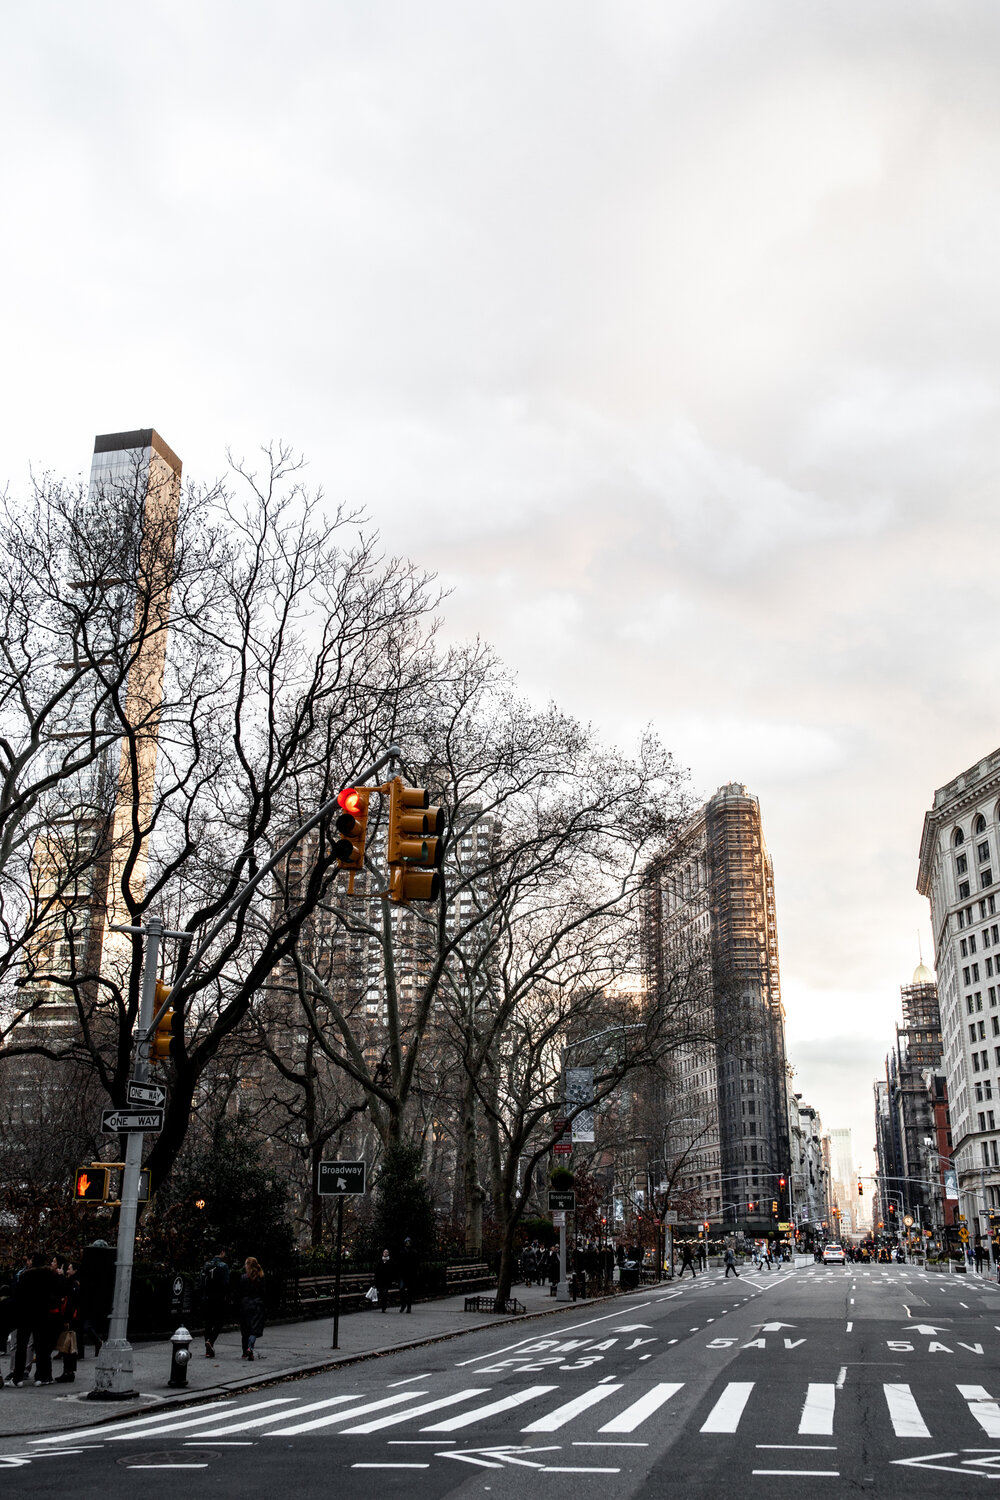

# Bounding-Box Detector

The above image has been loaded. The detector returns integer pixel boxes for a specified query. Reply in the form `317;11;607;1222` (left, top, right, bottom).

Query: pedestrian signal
74;1167;108;1202
386;778;444;903
334;787;370;872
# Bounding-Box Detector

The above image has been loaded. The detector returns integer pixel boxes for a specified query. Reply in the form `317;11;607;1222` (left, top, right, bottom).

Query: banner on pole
566;1066;595;1141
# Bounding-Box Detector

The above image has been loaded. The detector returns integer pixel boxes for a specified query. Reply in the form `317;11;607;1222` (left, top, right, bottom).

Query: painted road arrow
441;1447;560;1469
759;1322;797;1332
612;1325;654;1332
903;1325;949;1336
892;1450;1000;1477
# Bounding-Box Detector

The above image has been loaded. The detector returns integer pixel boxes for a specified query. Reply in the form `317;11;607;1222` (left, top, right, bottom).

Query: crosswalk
30;1378;1000;1449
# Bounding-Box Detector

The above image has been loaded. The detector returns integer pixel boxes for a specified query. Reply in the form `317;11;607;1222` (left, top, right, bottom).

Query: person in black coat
397;1238;417;1313
11;1253;65;1386
373;1249;394;1312
238;1257;266;1360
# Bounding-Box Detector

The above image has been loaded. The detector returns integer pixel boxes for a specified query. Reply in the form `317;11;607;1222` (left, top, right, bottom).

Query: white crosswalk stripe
958;1385;1000;1438
422;1385;559;1432
344;1390;492;1434
200;1395;360;1436
522;1385;623;1431
264;1391;432;1436
701;1382;755;1433
798;1384;836;1436
883;1385;929;1438
598;1382;684;1433
107;1399;296;1441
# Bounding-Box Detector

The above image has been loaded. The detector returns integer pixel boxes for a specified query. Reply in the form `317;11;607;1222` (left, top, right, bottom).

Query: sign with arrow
126;1080;166;1108
101;1108;164;1134
317;1160;366;1196
549;1190;575;1211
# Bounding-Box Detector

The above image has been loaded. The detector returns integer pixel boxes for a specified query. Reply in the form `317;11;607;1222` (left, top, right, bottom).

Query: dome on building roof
912;961;935;985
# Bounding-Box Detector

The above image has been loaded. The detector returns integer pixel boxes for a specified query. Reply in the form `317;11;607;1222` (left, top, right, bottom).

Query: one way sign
101;1108;164;1134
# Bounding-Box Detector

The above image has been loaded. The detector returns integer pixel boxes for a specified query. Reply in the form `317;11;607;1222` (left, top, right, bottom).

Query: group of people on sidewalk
199;1252;268;1360
371;1239;418;1312
1;1250;109;1388
519;1241;559;1290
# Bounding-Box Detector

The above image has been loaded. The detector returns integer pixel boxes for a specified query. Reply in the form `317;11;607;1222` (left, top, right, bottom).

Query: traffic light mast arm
140;743;403;1041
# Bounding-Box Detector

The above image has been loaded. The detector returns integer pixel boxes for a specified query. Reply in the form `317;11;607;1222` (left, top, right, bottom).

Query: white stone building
918;748;1000;1236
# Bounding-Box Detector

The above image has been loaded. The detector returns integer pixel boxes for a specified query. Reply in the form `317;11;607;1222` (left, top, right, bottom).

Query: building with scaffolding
644;783;791;1231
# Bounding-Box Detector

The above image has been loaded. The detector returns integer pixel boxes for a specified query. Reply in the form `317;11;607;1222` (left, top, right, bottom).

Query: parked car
822;1243;847;1265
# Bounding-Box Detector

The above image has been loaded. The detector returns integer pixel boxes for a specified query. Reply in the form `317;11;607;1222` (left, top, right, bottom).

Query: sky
3;0;1000;1169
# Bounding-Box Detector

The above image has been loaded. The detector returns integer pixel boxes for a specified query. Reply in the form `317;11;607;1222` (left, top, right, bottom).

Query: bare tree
0;447;439;1196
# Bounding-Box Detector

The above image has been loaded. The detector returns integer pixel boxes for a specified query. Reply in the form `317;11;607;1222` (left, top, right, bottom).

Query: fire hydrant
168;1326;193;1388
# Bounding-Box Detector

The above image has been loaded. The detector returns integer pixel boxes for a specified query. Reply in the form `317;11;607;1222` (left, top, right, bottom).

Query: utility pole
90;914;186;1399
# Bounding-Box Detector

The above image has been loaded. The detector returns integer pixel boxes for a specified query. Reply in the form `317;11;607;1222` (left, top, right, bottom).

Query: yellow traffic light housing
386;778;444;903
150;981;182;1064
334;787;371;879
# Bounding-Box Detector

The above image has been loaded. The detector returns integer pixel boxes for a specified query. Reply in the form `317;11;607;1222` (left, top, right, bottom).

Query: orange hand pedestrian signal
74;1166;108;1202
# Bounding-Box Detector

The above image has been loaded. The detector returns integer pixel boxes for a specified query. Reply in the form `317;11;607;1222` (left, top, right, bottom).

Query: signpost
552;1119;572;1157
318;1160;367;1349
548;1190;575;1212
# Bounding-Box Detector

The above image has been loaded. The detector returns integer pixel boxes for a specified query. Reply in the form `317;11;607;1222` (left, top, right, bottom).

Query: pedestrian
975;1241;985;1274
760;1241;772;1271
519;1242;537;1288
0;1283;15;1388
238;1257;266;1361
54;1260;81;1383
398;1237;417;1313
200;1250;231;1358
679;1243;697;1279
374;1249;394;1312
698;1241;707;1270
10;1252;65;1387
79;1240;115;1357
723;1245;740;1278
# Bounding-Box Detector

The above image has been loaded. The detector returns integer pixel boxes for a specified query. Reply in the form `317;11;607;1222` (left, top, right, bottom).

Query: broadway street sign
317;1160;367;1196
101;1108;164;1134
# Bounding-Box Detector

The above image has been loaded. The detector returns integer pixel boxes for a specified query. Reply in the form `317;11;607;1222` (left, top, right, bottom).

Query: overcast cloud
3;0;1000;1162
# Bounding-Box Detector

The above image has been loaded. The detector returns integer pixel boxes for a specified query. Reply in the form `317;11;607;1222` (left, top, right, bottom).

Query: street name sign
549;1190;575;1211
101;1108;164;1133
318;1160;367;1196
127;1080;166;1108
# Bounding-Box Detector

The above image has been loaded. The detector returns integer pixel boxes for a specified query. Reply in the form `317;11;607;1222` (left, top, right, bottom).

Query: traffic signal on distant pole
857;1179;863;1196
74;1166;109;1202
150;981;182;1063
334;787;371;883
386;778;444;903
771;1199;778;1216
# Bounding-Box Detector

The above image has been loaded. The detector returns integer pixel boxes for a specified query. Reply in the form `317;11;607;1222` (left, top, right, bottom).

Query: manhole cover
117;1449;222;1468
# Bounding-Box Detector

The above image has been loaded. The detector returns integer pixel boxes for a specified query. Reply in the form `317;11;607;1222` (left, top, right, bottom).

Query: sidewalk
0;1282;606;1440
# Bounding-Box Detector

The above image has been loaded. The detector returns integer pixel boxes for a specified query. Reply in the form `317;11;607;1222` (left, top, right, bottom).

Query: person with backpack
200;1251;230;1359
723;1245;740;1278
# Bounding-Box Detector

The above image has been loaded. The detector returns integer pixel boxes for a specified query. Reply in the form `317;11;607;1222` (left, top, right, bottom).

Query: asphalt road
4;1261;1000;1495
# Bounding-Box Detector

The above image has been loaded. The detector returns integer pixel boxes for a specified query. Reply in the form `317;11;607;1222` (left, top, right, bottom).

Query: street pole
331;1197;344;1350
90;915;165;1399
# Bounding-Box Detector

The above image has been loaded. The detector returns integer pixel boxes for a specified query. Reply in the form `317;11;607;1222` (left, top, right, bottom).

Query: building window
977;815;988;835
971;934;979;953
980;1112;987;1131
974;965;982;981
979;993;985;1010
972;1024;980;1042
959;910;966;929
961;882;972;899
981;842;992;862
955;827;966;846
985;870;994;889
965;968;972;985
987;1080;995;1098
974;1054;981;1072
990;1111;997;1130
977;1083;984;1101
989;959;995;977
962;939;970;957
958;854;969;875
984;1143;991;1166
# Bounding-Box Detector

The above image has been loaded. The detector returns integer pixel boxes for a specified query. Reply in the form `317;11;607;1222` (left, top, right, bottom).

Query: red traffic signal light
334;787;370;873
748;1200;756;1212
857;1180;863;1195
387;778;444;903
888;1202;896;1215
74;1167;108;1202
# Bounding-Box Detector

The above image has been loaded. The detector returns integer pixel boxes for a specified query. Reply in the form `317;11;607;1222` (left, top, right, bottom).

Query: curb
3;1292;613;1441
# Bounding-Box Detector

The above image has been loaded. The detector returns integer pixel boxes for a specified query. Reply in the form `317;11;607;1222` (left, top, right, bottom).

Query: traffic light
150;981;182;1063
748;1199;757;1212
334;786;370;873
386;778;444;903
888;1202;895;1216
778;1176;787;1190
857;1179;863;1195
74;1166;108;1202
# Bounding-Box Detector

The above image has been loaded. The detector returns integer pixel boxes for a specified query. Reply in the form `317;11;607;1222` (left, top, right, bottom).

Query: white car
822;1243;846;1265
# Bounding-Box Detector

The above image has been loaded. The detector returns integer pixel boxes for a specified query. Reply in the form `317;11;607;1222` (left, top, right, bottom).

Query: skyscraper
19;429;181;1024
644;783;791;1228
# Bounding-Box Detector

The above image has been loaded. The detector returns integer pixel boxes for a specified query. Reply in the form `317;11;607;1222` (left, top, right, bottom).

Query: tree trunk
461;1079;484;1256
